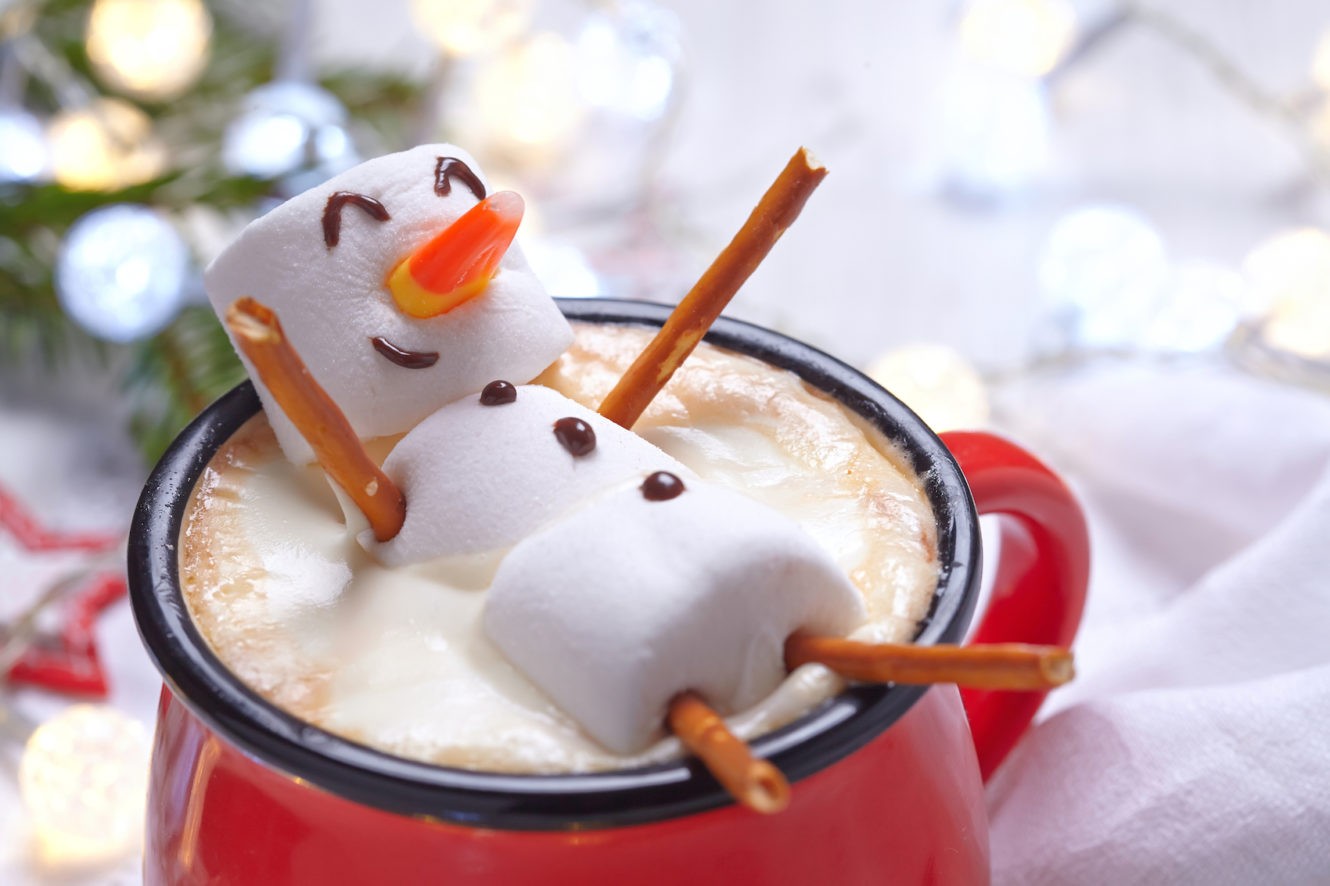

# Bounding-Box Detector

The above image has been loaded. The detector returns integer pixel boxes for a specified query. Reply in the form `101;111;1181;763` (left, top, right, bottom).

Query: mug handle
938;431;1090;781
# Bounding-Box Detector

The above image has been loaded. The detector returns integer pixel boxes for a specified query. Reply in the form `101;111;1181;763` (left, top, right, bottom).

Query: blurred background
5;0;1330;456
2;0;1330;882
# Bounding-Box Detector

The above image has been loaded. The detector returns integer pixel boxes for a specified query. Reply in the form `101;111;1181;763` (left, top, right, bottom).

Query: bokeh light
222;81;359;187
19;705;150;866
576;0;681;121
1243;228;1330;359
1143;262;1249;353
1311;27;1330;93
47;98;166;191
475;33;586;161
85;0;212;101
1039;205;1168;347
55;203;189;342
523;239;604;299
409;0;533;57
940;68;1051;198
867;344;990;432
0;108;49;184
1311;101;1330;154
958;0;1077;78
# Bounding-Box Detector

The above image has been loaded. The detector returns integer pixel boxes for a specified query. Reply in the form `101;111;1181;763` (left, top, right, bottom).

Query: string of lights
869;0;1330;431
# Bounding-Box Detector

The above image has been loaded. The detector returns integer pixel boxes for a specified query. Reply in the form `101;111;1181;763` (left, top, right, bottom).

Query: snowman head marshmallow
205;144;573;464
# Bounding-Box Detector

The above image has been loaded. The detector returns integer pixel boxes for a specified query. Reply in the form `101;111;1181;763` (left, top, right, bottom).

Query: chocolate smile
371;336;439;369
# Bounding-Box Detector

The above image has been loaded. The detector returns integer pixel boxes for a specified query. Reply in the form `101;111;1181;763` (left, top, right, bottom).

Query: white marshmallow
372;385;694;565
483;481;867;754
205;143;573;464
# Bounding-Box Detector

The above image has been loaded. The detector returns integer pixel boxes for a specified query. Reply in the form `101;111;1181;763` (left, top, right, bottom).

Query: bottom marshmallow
483;477;867;754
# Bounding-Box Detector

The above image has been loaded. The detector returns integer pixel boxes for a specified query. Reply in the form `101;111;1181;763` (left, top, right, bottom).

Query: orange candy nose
388;191;524;318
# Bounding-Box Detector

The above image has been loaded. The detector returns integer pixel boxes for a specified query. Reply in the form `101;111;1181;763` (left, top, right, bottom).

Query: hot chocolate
128;142;1087;885
179;322;939;773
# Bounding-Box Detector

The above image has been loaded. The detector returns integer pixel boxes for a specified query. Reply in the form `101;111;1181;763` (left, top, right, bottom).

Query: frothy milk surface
180;323;939;773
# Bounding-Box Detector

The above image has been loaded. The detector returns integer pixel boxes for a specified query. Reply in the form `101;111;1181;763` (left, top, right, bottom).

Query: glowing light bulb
410;0;534;57
85;0;212;101
475;33;585;162
0;108;49;184
56;203;190;342
576;0;681;121
222;81;358;188
940;67;1051;198
1143;262;1250;353
19;705;150;865
523;239;603;298
47;98;166;191
1310;100;1330;154
1038;205;1168;347
867;345;990;432
958;0;1077;78
1312;28;1330;93
1243;228;1330;359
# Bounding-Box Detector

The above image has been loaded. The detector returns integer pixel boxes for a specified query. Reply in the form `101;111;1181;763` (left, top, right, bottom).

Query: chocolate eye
553;417;596;457
434;156;486;201
323;192;390;248
480;380;517;405
641;471;685;501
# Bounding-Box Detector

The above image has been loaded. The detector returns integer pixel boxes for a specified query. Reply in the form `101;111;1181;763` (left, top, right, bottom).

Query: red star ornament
0;484;126;698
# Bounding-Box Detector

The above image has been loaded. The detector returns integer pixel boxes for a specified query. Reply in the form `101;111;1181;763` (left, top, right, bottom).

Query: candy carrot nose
387;191;524;318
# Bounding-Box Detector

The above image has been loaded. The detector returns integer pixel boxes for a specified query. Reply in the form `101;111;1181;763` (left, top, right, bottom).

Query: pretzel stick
785;634;1074;691
225;297;406;542
598;147;828;429
668;691;790;815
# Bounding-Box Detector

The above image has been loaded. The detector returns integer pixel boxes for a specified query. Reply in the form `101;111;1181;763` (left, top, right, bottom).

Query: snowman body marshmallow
485;479;867;754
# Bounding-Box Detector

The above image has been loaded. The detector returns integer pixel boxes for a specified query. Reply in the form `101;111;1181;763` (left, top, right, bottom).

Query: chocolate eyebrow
434;156;487;201
322;192;391;248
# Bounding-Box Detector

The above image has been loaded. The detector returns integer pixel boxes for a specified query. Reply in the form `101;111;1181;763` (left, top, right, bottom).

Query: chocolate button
553;417;596;456
480;380;517;405
640;471;685;501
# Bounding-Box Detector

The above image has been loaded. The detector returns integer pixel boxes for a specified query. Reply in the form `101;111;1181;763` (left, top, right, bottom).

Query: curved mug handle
939;431;1090;781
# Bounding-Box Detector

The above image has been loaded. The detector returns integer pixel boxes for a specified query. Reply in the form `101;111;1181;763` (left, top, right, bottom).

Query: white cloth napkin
985;361;1330;885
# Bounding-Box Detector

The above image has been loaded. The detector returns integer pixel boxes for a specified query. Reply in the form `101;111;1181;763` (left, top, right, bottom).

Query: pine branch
124;305;245;464
1;1;425;461
0;218;101;368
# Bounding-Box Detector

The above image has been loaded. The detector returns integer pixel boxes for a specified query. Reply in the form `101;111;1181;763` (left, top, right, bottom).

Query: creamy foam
180;324;940;773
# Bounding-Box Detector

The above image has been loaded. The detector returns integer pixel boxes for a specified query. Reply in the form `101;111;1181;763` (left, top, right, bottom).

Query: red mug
129;299;1089;885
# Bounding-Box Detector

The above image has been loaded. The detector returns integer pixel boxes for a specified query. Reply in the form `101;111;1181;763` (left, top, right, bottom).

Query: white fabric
986;362;1330;885
484;480;866;753
204;143;573;465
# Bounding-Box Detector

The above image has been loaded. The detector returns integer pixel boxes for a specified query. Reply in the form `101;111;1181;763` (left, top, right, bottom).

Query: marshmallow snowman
208;144;868;758
484;478;867;754
205;143;573;465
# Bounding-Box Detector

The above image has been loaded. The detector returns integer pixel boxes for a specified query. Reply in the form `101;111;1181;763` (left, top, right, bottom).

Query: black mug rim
128;297;982;831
